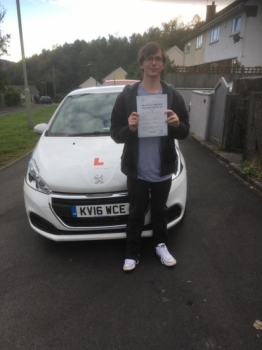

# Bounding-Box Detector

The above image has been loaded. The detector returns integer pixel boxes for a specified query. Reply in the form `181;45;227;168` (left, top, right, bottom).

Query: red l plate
94;158;104;166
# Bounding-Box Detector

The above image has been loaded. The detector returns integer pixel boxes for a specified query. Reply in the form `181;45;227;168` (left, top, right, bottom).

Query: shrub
4;87;21;107
241;159;262;180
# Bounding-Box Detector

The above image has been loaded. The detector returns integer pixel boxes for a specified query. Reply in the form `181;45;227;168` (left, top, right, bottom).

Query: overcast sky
0;0;234;63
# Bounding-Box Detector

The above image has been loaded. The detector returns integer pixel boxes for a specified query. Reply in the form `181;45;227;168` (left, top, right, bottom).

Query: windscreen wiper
68;132;105;136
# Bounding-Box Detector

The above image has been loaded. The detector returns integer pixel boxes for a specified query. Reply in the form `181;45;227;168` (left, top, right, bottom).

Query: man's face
140;50;164;79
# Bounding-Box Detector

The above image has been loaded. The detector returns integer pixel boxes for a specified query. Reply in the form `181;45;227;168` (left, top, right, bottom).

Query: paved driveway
1;138;262;350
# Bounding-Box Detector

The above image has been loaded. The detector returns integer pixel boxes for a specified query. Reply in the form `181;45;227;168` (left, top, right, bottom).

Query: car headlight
26;158;52;194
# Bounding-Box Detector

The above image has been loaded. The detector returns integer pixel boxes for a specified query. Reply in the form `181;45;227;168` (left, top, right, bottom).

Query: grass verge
0;106;57;168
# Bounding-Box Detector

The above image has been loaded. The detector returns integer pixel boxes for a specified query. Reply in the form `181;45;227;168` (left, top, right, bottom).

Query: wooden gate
209;77;229;145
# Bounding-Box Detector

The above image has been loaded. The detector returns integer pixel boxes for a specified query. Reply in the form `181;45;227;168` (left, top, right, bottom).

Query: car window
47;92;119;136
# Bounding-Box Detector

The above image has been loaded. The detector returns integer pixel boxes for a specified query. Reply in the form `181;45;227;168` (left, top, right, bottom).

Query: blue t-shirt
137;84;172;182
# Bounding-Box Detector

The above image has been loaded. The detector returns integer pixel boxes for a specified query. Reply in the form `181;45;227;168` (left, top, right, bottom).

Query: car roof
103;79;140;86
68;85;127;96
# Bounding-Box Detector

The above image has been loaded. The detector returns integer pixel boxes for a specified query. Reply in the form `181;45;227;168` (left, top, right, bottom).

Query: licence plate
71;203;129;218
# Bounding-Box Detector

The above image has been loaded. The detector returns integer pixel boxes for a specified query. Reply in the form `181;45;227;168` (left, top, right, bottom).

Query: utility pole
53;65;57;101
16;0;34;129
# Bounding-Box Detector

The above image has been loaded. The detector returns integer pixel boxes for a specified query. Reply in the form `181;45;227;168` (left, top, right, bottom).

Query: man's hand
128;112;139;132
165;110;180;128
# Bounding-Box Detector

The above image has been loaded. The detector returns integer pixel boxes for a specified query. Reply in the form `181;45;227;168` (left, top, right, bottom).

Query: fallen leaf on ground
253;320;262;330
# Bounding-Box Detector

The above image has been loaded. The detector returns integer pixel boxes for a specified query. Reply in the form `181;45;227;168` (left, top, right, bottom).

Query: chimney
206;1;216;21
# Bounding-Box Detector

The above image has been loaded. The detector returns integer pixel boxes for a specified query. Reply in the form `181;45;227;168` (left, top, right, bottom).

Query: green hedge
4;87;21;107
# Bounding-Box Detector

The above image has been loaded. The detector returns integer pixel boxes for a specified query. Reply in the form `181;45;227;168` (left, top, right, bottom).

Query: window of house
232;16;241;33
211;27;219;42
186;42;191;52
196;35;203;49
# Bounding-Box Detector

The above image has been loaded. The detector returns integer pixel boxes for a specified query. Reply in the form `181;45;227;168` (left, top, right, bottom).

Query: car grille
29;190;183;235
29;212;128;235
50;192;132;229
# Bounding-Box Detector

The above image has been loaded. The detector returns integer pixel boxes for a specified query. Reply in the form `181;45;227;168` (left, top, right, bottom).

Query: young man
110;42;190;271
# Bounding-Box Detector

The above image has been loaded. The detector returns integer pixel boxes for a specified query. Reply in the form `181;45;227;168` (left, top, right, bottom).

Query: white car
24;85;187;242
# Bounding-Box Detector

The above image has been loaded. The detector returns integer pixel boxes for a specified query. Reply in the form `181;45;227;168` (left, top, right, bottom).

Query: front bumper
24;161;187;242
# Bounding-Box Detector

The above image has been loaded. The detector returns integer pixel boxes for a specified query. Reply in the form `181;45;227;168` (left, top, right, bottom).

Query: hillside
0;59;15;69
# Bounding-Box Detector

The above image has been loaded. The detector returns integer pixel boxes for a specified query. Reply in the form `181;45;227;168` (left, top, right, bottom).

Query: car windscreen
46;92;119;136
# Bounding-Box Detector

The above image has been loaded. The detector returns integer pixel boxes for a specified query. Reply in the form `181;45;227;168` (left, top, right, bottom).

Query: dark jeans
126;177;172;260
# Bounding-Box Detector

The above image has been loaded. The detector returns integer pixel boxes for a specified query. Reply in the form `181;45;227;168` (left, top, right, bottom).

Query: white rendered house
183;0;262;69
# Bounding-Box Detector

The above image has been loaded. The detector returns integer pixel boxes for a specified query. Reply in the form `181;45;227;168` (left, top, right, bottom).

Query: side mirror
34;123;48;135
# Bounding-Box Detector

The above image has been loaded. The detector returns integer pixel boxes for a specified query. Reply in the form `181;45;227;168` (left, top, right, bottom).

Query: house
165;45;184;66
8;85;40;100
79;77;101;88
79;67;127;89
182;0;262;69
102;67;127;83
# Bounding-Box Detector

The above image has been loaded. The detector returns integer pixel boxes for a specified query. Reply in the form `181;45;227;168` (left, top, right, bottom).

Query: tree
0;3;11;91
4;87;21;107
0;4;11;57
5;14;205;94
0;64;7;91
187;14;205;30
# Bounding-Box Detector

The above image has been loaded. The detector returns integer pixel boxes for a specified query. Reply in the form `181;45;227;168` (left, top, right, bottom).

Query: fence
245;92;262;161
223;92;262;162
167;72;262;165
173;67;262;74
166;67;262;88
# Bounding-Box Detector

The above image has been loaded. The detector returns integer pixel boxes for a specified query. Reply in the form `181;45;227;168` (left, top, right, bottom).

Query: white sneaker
156;243;177;266
123;259;138;271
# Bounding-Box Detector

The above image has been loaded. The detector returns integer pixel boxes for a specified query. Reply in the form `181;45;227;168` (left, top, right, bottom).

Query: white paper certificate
136;94;168;138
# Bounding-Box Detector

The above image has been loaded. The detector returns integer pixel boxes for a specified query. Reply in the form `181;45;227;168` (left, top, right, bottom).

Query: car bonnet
32;135;126;193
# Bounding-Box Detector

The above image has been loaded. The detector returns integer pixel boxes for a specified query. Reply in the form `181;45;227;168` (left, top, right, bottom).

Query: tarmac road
0;138;262;350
